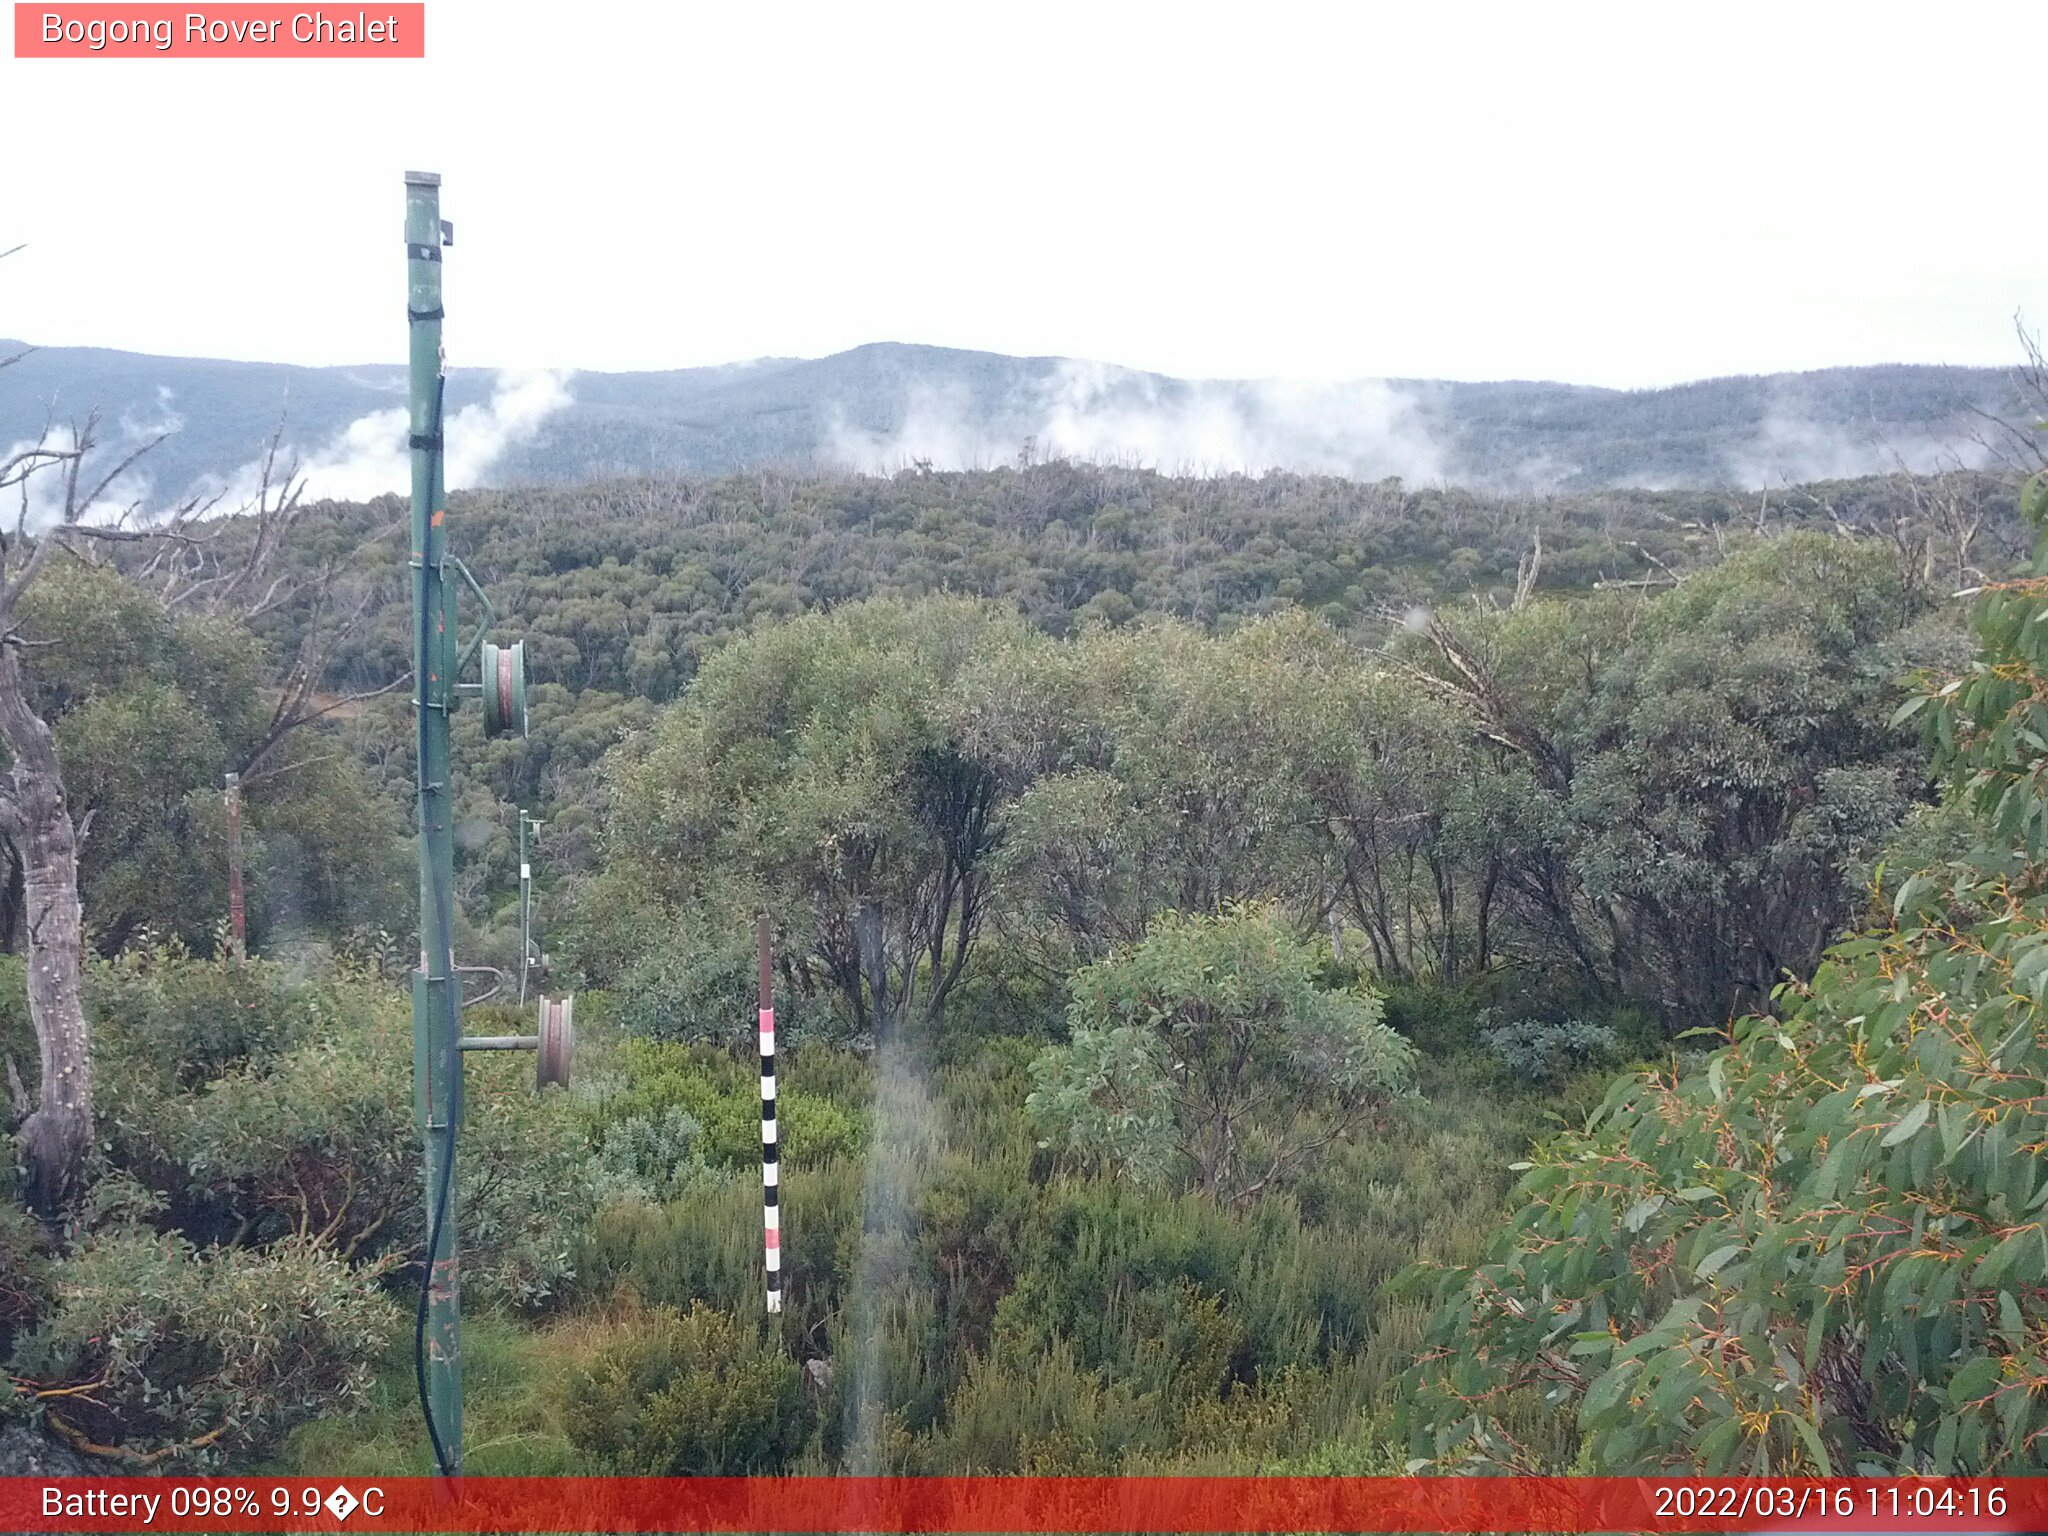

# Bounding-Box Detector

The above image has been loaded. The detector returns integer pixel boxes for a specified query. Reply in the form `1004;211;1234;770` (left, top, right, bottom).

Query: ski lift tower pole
405;168;462;1477
402;170;545;1480
518;812;541;1006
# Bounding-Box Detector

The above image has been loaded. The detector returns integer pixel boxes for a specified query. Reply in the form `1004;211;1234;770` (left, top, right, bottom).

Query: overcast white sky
3;0;2044;388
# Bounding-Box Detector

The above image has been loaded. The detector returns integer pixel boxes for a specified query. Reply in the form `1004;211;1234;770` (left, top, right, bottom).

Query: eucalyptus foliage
1029;908;1416;1204
603;597;1042;1040
1405;472;2048;1474
87;949;595;1307
18;561;405;957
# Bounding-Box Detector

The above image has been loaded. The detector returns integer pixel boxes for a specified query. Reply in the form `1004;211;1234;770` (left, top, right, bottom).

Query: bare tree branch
233;577;398;777
0;442;77;492
1958;314;2048;477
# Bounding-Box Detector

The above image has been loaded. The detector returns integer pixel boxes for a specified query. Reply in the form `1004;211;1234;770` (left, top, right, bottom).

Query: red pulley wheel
536;994;574;1087
480;639;528;738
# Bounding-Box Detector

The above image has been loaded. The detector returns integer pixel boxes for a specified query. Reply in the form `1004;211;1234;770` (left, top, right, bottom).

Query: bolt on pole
405;167;462;1478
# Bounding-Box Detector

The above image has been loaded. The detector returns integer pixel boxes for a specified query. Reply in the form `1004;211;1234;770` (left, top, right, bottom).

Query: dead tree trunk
0;388;355;1215
0;643;90;1213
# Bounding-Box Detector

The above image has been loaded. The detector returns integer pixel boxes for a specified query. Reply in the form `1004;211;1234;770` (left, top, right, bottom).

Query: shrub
588;1106;711;1205
559;1302;811;1473
1475;1012;1620;1086
457;1051;604;1311
574;1158;861;1347
1405;470;2048;1474
1029;907;1416;1203
96;955;595;1310
921;1336;1145;1473
118;1021;415;1258
610;916;764;1049
999;1180;1325;1377
582;1039;866;1170
1405;877;2048;1474
926;1296;1309;1474
90;944;326;1089
4;1228;396;1465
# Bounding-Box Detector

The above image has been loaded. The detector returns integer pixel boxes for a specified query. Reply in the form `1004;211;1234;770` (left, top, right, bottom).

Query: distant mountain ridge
0;337;2030;504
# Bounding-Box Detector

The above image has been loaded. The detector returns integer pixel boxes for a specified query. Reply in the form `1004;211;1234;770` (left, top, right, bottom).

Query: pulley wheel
536;994;574;1088
481;639;528;739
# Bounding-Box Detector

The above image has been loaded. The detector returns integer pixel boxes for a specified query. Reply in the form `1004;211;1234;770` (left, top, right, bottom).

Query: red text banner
14;4;424;57
2;1477;2045;1533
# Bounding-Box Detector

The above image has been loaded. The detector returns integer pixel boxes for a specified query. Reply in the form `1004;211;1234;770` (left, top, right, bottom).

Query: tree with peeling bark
0;323;399;1212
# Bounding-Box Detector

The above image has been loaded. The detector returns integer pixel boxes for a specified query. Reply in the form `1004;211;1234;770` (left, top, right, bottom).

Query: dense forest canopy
1409;471;2048;1474
6;448;2047;1476
214;462;2013;1011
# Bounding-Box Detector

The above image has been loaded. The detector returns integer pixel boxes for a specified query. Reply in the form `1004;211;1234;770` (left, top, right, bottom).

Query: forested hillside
0;337;2028;502
6;450;2048;1476
265;464;2017;972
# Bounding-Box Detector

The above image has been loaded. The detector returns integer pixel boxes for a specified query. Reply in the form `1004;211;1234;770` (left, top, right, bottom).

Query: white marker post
758;915;781;1314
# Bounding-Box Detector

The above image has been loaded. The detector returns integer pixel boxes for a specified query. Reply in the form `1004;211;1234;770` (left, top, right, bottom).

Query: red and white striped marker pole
758;915;781;1315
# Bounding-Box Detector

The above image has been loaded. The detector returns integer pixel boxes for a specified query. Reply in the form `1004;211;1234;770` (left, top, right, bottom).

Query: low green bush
588;1106;712;1205
610;918;760;1049
582;1039;866;1170
559;1302;811;1473
1475;1011;1622;1086
90;944;328;1090
96;954;594;1310
574;1157;861;1346
1030;908;1414;1203
5;1227;395;1465
923;1299;1313;1474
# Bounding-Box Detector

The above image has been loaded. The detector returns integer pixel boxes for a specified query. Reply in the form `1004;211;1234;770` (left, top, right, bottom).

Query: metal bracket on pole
518;812;544;1006
447;556;528;738
457;994;574;1090
455;963;506;1007
449;556;496;677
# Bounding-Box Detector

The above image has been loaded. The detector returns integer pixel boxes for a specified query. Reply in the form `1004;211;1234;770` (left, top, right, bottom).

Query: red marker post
759;914;781;1315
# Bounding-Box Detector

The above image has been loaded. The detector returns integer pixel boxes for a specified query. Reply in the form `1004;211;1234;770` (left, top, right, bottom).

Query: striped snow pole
758;915;781;1315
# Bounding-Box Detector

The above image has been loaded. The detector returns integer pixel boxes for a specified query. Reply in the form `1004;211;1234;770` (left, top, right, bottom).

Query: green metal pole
405;168;462;1477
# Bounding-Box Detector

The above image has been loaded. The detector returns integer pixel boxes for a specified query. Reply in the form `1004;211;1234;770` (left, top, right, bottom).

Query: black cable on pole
413;372;459;1480
415;1108;457;1477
